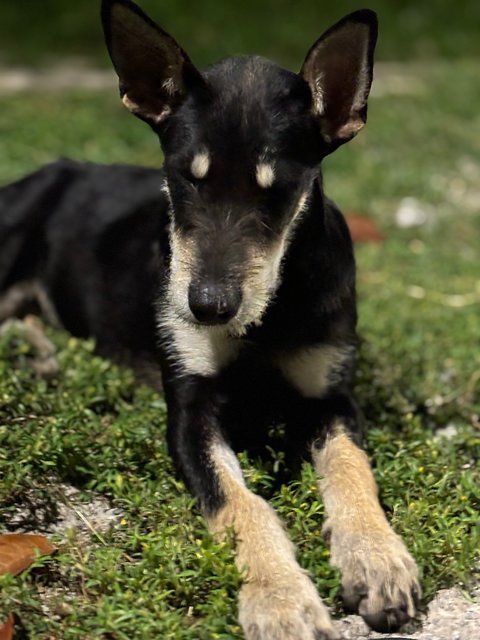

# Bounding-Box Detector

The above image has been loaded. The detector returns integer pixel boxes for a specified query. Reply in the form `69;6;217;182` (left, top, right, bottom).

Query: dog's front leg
166;375;340;640
306;393;421;632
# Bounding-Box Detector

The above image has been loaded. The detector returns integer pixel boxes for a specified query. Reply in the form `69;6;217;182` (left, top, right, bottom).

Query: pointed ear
101;0;205;126
301;10;378;148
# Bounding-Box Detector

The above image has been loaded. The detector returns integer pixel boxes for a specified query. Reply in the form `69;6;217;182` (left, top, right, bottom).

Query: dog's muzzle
188;282;242;325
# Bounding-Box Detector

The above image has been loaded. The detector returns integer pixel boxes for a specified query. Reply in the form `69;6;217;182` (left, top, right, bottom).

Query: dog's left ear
301;10;378;148
101;0;205;127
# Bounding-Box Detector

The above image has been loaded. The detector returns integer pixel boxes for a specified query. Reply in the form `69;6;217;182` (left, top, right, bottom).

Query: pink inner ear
301;15;375;144
105;1;203;127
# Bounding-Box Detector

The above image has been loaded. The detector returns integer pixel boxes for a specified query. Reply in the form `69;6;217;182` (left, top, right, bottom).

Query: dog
0;159;169;383
0;0;421;637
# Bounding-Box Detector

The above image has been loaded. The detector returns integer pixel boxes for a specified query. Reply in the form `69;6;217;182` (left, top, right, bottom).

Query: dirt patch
9;482;123;544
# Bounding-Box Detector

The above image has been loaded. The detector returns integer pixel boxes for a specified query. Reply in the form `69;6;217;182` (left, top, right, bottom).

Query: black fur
0;160;167;377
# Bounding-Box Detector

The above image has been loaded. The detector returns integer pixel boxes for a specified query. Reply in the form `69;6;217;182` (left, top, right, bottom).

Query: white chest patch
275;343;354;398
158;305;240;377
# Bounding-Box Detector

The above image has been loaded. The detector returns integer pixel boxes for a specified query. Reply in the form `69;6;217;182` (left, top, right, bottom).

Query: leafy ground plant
1;59;479;638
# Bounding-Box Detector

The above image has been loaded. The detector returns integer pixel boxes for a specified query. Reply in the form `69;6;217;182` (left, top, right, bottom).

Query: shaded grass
0;92;162;185
0;59;479;637
2;0;480;68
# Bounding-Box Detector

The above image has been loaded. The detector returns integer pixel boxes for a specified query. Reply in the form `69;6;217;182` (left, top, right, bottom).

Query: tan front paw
239;572;340;640
328;525;421;632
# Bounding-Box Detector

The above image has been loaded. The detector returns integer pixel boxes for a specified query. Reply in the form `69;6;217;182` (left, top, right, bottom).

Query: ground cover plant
0;5;479;637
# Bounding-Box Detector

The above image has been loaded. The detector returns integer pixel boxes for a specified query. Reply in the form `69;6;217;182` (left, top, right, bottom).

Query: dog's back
0;159;170;372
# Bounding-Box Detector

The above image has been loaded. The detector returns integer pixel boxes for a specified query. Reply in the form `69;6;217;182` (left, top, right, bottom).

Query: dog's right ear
101;0;205;126
301;10;378;151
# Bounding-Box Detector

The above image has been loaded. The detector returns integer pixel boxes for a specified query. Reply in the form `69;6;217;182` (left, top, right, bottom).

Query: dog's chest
167;318;351;400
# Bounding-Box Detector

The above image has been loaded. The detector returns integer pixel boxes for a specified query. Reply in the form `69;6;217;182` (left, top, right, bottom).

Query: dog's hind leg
165;375;340;640
0;282;60;378
306;392;421;632
0;281;61;327
0;316;59;378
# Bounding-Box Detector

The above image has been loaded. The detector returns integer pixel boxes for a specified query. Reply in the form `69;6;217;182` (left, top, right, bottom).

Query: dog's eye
178;170;202;189
185;175;201;188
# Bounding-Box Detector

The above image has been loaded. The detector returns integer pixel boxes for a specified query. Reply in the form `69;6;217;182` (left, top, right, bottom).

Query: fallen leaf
345;213;384;243
0;614;14;640
0;533;55;576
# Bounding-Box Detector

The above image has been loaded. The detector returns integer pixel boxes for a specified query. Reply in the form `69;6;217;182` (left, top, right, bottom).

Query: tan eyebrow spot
191;151;210;179
256;163;275;189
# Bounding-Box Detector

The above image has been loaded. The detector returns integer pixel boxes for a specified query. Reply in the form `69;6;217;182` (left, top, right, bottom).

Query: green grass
1;59;480;637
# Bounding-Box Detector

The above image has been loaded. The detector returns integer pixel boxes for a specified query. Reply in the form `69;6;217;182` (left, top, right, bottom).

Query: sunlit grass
0;59;479;637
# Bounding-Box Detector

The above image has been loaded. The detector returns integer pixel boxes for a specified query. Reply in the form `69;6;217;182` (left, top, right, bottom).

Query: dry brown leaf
345;213;384;243
0;533;55;577
0;614;14;640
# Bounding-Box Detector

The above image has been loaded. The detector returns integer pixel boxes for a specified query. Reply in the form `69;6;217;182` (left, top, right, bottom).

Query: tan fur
312;73;325;115
208;440;339;640
235;190;310;331
121;93;170;123
313;426;420;624
191;151;210;179
165;228;195;321
161;76;176;96
208;440;299;580
275;343;353;398
336;118;365;140
255;163;275;189
237;241;286;331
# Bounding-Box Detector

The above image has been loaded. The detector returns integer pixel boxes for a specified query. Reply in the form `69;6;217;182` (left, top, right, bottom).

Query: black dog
0;159;168;382
0;1;421;637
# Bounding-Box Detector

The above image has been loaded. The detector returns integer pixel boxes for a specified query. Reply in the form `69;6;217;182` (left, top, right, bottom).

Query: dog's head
102;0;377;335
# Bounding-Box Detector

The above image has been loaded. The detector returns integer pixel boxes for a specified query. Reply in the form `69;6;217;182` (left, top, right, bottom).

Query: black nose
188;283;241;325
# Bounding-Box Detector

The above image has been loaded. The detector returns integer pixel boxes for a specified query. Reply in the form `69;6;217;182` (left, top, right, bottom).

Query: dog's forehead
204;56;300;99
195;56;310;150
163;55;316;175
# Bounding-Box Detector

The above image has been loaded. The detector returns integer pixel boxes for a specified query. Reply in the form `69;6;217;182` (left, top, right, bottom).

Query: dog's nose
188;283;241;325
